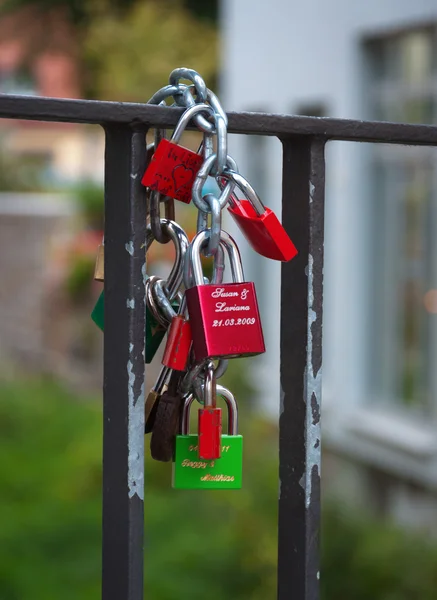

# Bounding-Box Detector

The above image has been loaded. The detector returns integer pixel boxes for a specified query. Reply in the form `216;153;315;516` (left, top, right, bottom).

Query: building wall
220;0;437;525
220;0;437;413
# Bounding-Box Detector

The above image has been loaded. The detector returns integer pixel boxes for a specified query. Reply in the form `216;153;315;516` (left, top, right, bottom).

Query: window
367;28;437;124
366;28;437;415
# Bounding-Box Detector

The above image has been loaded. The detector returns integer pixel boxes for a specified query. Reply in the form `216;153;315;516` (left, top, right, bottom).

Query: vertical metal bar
278;136;326;600
102;125;147;600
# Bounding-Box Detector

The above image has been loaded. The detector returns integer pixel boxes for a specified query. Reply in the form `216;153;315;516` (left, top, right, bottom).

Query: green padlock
90;278;179;364
172;385;243;490
90;219;189;363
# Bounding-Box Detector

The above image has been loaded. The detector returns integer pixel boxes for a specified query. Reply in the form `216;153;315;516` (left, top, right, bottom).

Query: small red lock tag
198;408;222;459
220;170;298;262
185;229;265;361
142;103;213;204
161;315;192;372
198;364;222;460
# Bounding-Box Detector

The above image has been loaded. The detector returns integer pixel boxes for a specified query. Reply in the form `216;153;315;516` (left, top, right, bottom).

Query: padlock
90;219;188;364
172;384;243;490
218;169;298;262
150;369;185;462
161;313;192;372
159;237;229;371
94;242;105;281
145;364;170;433
198;363;222;460
141;103;214;204
90;280;178;363
185;229;265;361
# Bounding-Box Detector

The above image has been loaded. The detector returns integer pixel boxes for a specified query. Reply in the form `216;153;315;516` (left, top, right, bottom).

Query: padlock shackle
146;219;189;301
183;234;225;290
152;278;179;323
180;385;238;436
219;169;266;217
171;103;215;144
180;393;195;436
186;229;244;288
145;276;169;328
180;358;228;395
204;363;217;409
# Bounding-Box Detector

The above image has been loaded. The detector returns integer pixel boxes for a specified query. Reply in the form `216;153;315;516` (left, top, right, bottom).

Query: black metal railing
1;93;437;600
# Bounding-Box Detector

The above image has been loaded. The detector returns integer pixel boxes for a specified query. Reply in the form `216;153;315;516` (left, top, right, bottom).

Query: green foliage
65;253;95;303
0;0;136;26
1;0;219;100
84;2;218;101
0;0;218;27
0;152;49;192
1;378;437;599
0;378;102;600
322;503;437;600
73;180;104;230
183;0;218;23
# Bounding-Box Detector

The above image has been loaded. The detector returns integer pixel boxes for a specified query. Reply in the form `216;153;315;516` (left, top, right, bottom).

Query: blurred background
1;0;437;598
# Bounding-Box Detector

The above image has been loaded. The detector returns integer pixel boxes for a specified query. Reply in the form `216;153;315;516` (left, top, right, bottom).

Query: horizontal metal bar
1;94;437;145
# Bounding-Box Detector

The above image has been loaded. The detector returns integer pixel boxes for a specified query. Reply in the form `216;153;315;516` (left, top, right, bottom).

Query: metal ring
188;229;244;286
196;210;207;235
202;194;222;257
180;358;228;396
169;68;208;102
146;219;189;300
152;278;178;323
218;168;265;216
191;154;237;212
180;85;228;128
147;84;186;105
150;190;170;244
204;362;216;408
183;233;226;290
213;114;227;176
147;276;183;328
146;277;169;328
198;130;214;161
149;193;175;244
148;83;214;133
206;88;228;127
173;87;216;134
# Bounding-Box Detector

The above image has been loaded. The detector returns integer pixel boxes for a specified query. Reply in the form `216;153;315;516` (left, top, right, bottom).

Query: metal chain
144;68;241;407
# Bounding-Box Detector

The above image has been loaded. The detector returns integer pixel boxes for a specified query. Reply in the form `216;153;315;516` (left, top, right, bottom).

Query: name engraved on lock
186;281;266;359
172;434;243;489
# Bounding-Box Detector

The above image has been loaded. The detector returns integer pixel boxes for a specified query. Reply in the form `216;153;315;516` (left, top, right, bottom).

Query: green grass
0;375;436;599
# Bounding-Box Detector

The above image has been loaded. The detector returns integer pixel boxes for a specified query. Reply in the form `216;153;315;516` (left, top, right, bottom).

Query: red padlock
198;364;222;460
185;229;265;361
219;170;298;262
142;103;213;204
161;314;192;372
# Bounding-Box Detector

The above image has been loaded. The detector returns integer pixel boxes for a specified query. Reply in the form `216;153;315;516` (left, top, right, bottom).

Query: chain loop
196;194;222;257
191;154;238;213
169;68;208;102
